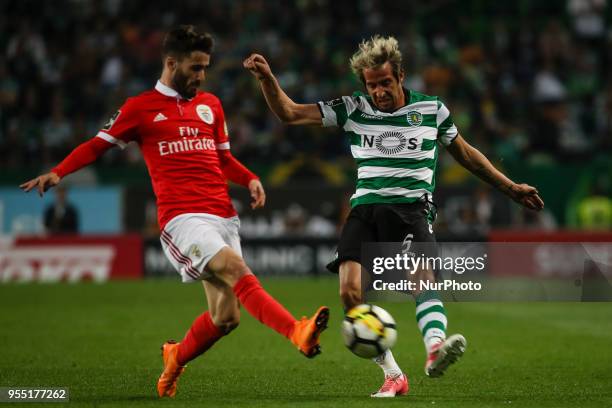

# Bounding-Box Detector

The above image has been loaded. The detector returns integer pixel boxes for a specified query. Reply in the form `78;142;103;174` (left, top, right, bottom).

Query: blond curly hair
349;35;403;83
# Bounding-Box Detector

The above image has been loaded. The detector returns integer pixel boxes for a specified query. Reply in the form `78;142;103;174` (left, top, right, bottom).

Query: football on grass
341;304;397;358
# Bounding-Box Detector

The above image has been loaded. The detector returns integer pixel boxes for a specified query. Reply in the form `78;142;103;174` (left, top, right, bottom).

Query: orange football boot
157;340;186;397
290;306;330;358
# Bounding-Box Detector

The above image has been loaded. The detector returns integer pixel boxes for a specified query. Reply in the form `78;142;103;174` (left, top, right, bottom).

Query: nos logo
364;131;418;155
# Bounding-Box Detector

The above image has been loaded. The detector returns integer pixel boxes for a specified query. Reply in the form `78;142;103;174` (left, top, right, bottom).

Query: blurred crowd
1;0;611;235
1;0;611;172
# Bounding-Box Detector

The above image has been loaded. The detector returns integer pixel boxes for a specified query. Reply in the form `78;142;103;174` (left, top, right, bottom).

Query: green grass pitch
1;278;611;407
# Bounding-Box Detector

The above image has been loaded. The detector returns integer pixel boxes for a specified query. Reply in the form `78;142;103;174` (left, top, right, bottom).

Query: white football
341;304;397;358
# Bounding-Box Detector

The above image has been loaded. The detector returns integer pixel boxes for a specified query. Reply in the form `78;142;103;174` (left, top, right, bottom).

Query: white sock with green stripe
415;290;447;352
372;349;402;377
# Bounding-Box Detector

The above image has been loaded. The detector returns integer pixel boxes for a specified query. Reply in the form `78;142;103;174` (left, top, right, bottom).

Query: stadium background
0;1;611;407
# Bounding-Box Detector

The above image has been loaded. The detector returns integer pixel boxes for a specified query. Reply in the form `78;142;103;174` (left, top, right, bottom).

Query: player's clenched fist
243;54;273;81
20;172;61;197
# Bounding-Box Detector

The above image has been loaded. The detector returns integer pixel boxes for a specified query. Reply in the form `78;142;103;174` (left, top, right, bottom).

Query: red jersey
97;81;237;229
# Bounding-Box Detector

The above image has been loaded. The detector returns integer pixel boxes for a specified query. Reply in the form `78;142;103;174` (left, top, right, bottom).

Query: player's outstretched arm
19;137;113;197
243;53;321;125
447;134;544;211
20;172;61;197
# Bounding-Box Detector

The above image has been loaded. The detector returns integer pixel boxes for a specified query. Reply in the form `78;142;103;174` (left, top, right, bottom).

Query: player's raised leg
339;261;408;398
157;277;239;397
413;268;466;377
208;247;329;358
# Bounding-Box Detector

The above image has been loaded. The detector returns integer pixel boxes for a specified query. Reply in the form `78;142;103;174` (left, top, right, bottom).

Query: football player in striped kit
245;35;543;397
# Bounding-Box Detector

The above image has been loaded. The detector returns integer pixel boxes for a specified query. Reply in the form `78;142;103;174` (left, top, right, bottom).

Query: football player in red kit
20;25;329;398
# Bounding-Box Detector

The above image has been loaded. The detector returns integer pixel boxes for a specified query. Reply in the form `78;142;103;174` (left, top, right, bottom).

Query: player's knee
339;281;362;310
212;312;240;335
217;318;240;335
219;253;250;283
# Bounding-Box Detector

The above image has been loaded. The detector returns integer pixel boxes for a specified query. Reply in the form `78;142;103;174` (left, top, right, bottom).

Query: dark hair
162;25;214;60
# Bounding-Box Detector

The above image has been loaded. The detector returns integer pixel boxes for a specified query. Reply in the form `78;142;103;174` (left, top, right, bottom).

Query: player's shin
415;290;447;352
233;274;296;338
176;311;224;365
373;349;402;377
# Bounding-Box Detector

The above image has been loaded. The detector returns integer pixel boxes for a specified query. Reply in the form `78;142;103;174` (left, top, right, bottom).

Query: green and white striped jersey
317;90;458;207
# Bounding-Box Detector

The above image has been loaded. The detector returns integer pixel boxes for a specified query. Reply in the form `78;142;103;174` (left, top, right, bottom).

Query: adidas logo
153;113;167;122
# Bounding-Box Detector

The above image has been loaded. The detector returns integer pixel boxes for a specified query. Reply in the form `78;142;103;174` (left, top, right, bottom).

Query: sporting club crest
406;110;422;127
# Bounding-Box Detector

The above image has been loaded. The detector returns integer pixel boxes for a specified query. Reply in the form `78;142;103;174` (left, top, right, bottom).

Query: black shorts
326;201;437;273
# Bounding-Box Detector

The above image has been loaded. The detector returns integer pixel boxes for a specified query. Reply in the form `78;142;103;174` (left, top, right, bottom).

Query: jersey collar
363;87;412;115
155;80;193;100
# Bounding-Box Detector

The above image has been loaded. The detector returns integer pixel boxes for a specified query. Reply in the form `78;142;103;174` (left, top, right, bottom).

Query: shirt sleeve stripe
318;101;338;127
436;104;451;126
96;131;127;149
216;142;230;150
439;125;458;146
